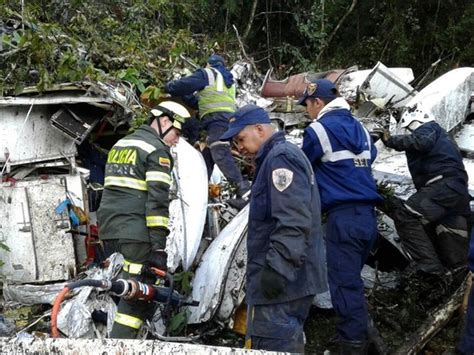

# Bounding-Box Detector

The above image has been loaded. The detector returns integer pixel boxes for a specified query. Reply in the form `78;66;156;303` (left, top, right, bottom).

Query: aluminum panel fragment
0;105;77;166
406;67;474;132
187;206;249;324
0;176;81;283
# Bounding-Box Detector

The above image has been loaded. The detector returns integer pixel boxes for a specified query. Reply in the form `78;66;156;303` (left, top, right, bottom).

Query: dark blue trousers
326;203;378;342
246;296;313;353
206;120;246;189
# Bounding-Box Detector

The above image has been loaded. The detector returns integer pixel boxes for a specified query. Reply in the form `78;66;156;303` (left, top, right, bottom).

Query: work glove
370;127;390;144
150;250;168;271
149;228;168;270
260;265;287;300
381;129;391;145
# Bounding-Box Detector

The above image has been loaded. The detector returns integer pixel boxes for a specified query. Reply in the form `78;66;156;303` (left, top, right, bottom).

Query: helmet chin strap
157;116;174;140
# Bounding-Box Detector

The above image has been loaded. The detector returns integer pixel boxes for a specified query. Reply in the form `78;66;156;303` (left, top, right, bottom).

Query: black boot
339;340;368;355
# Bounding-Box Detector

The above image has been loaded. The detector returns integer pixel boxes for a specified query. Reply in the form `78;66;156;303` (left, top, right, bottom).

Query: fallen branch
232;24;260;77
395;276;467;354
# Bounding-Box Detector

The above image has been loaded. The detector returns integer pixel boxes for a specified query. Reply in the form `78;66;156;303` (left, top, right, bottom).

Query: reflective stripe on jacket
197;68;236;117
302;101;382;211
98;125;173;243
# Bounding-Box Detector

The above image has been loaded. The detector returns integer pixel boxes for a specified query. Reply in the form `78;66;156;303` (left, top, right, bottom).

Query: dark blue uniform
246;131;326;352
165;69;248;194
302;98;382;345
384;121;470;274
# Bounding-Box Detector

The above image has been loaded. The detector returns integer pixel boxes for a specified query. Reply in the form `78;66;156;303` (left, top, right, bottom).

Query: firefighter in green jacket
98;101;190;339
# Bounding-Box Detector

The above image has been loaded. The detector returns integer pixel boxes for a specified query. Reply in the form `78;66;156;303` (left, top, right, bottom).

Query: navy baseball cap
220;104;271;140
208;54;225;66
297;79;338;106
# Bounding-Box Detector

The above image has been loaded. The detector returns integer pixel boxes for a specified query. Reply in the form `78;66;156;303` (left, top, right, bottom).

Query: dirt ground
304;273;467;354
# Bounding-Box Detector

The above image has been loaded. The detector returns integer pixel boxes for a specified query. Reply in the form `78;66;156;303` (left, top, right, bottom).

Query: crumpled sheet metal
56;253;123;338
338;64;415;105
215;231;247;324
231;60;273;109
187;206;249;324
454;121;474;154
0;336;279;354
359;62;416;108
406;67;474;132
3;282;70;306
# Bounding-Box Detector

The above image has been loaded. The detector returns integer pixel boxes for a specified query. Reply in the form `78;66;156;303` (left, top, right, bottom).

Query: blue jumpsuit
246;131;327;352
165;68;248;193
302;100;382;343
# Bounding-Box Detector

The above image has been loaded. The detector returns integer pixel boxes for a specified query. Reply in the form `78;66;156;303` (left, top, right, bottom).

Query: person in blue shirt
380;106;470;277
220;104;327;352
299;79;382;353
165;55;249;201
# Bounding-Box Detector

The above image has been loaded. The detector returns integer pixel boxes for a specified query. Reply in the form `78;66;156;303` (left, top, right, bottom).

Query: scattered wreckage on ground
0;61;473;353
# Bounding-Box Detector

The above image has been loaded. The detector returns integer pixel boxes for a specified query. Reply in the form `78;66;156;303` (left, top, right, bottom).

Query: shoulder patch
272;168;294;192
159;156;171;168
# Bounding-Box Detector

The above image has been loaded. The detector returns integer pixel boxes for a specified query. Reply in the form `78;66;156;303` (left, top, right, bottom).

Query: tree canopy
1;0;473;96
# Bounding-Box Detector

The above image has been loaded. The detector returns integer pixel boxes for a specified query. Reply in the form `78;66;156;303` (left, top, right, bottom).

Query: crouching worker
220;105;327;352
98;101;190;338
380;105;470;278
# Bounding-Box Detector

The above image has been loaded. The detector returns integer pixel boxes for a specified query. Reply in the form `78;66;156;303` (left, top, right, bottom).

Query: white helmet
400;105;435;129
150;101;191;131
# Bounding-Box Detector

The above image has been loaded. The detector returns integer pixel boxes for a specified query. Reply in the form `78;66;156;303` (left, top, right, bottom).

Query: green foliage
166;270;194;335
1;0;472;95
172;271;193;296
167;309;188;335
0;0;240;96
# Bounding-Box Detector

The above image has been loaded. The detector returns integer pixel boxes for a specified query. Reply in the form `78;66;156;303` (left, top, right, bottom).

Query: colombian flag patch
159;157;171;168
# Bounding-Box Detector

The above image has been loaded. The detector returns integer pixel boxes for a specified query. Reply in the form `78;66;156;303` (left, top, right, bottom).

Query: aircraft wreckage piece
0;336;276;354
260;67;345;98
167;138;208;272
357;62;417;108
187;205;249;324
406;67;474;132
373;66;474;194
0;175;85;283
0;104;77;166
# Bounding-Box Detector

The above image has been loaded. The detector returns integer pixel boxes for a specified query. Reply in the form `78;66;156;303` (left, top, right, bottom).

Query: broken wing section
167;138;208;272
405;67;474;132
187;205;249;324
